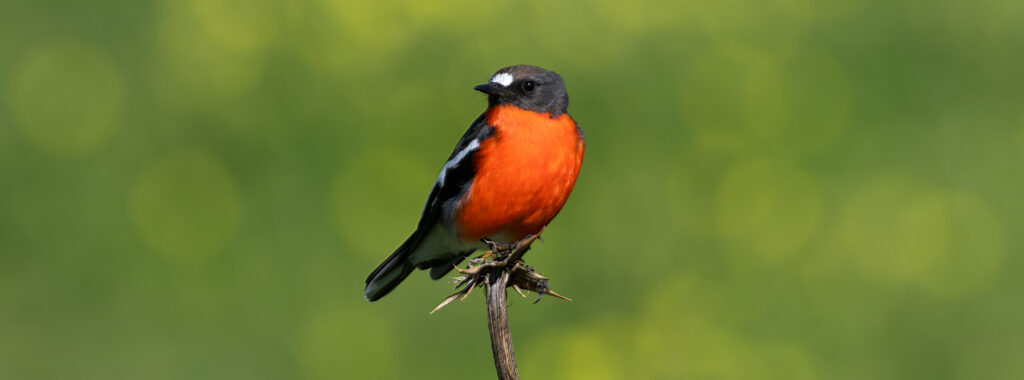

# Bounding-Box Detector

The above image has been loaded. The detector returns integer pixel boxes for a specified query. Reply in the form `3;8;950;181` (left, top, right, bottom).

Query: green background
2;0;1022;379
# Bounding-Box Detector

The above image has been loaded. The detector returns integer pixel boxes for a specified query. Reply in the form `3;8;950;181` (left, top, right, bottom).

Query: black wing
364;112;495;287
416;112;495;230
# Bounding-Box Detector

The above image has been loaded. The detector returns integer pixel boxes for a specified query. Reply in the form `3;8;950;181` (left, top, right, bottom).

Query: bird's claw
480;238;518;259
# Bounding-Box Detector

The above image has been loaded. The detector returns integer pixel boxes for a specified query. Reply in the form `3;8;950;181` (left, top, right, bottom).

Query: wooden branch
486;270;518;380
430;228;570;380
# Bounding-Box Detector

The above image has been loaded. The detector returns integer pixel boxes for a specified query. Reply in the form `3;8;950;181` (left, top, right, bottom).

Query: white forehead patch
490;73;514;87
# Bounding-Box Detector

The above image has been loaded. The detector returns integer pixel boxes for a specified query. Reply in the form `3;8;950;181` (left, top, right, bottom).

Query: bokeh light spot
186;0;281;54
779;55;852;152
130;151;242;263
297;306;395;380
5;41;124;156
715;158;823;262
332;149;434;260
293;0;414;72
637;277;819;379
835;178;1003;295
1021;120;1024;162
152;0;282;105
557;333;622;380
679;50;789;152
521;321;624;380
665;157;713;238
635;278;728;378
678;46;852;154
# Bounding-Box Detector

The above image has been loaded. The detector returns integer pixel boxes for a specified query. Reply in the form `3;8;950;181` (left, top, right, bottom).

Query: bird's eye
522;81;536;92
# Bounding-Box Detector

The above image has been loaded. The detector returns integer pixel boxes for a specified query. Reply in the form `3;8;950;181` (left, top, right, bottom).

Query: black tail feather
365;226;477;301
364;231;422;301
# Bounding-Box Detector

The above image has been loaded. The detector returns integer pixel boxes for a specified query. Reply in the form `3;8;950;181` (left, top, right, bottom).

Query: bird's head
475;65;569;116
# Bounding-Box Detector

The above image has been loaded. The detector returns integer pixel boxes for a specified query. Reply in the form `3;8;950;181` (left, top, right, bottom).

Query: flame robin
365;65;585;301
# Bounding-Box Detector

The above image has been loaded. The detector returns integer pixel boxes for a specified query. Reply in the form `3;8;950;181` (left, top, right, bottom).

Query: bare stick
431;228;570;380
486;270;518;380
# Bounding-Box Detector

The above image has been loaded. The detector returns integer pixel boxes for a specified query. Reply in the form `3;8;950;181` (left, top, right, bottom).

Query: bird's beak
474;83;506;96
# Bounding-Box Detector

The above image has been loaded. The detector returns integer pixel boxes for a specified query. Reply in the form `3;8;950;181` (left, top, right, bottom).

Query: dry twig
429;229;571;380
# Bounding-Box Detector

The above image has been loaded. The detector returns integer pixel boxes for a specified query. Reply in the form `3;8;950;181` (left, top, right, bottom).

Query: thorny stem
429;229;570;380
487;270;517;380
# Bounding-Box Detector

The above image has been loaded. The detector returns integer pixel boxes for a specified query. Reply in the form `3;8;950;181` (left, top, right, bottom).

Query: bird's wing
364;113;494;287
417;112;495;230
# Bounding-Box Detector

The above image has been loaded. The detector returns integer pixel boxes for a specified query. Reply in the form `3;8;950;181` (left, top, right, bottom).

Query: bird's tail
364;234;418;301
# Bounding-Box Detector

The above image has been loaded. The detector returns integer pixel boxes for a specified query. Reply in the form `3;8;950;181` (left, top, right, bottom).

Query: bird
364;65;586;301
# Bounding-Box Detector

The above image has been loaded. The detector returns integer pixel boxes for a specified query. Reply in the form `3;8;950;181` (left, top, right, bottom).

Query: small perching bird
365;65;585;301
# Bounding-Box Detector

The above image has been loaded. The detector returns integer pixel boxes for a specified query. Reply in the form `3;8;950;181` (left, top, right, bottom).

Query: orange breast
455;105;585;243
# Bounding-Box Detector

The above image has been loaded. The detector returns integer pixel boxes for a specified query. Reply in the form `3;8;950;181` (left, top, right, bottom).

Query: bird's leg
481;237;518;260
468;250;492;267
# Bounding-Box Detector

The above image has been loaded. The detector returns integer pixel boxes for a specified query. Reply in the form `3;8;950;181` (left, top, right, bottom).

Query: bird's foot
480;238;517;259
467;249;494;267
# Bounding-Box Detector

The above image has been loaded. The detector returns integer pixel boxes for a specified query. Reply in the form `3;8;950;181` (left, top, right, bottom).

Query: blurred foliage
2;0;1023;379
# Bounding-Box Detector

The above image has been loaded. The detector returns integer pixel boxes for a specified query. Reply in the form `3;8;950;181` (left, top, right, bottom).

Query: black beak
474;83;506;96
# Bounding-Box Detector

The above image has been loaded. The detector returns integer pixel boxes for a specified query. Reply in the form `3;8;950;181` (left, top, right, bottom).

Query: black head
474;65;569;116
